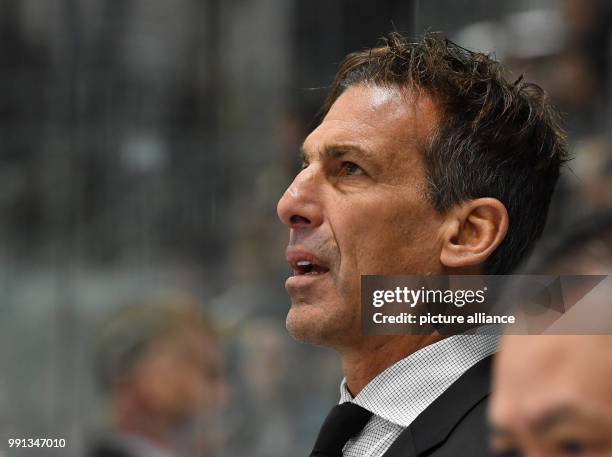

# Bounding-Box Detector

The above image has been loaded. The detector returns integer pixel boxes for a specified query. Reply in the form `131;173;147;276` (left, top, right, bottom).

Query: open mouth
286;249;331;277
292;259;330;276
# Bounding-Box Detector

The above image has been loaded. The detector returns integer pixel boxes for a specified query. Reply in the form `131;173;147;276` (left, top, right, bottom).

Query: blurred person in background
490;337;612;457
490;209;612;457
88;299;226;457
277;32;568;457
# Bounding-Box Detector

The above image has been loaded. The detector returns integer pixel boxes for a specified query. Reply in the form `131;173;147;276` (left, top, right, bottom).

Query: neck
340;334;443;396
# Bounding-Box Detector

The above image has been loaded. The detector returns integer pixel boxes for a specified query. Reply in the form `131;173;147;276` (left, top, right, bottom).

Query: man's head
277;32;568;348
94;300;225;439
490;336;612;457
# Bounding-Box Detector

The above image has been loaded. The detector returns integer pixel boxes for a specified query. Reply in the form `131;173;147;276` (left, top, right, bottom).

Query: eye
341;161;364;176
491;436;523;457
558;440;586;457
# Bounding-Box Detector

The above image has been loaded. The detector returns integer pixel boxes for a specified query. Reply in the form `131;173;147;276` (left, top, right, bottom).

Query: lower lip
285;272;330;289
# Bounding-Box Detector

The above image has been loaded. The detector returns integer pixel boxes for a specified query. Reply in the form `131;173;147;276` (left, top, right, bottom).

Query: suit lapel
382;355;493;457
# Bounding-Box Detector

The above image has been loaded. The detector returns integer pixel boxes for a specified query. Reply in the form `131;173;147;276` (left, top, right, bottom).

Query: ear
439;198;508;270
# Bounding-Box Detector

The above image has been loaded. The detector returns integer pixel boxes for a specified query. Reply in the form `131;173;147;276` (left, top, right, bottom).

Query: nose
277;167;324;230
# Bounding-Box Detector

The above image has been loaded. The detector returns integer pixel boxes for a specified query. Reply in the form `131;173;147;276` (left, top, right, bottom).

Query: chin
285;301;355;347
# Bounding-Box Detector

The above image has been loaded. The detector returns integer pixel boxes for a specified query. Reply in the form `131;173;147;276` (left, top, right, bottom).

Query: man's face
277;84;446;347
490;336;612;457
128;330;226;424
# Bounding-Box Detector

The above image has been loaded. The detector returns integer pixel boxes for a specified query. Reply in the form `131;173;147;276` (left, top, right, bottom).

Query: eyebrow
300;144;374;163
490;406;583;439
530;406;585;434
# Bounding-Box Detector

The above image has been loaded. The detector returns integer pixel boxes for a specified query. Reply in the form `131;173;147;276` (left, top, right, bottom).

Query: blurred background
0;0;610;456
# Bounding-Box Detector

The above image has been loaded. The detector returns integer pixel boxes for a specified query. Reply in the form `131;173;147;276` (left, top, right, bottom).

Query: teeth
297;260;312;267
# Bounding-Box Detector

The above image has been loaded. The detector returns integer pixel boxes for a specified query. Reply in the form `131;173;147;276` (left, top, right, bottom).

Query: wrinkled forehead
305;83;439;159
498;335;612;377
491;336;612;424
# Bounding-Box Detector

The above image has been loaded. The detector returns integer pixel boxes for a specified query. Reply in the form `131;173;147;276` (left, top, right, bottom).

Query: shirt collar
338;334;499;427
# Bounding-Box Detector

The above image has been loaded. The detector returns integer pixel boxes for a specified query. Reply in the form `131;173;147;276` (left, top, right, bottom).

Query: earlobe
440;198;509;271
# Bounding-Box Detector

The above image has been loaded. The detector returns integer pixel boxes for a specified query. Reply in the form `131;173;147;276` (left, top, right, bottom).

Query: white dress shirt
339;334;499;457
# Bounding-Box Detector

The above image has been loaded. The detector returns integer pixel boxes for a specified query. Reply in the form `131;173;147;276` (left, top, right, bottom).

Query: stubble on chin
285;301;358;347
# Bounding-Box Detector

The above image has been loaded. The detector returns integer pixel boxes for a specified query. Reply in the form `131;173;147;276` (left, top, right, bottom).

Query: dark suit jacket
383;355;493;457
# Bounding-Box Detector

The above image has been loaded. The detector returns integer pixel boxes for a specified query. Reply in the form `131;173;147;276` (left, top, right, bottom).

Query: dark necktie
309;402;373;457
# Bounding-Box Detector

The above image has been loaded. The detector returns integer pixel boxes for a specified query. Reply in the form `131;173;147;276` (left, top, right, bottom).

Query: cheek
334;199;441;274
135;368;177;412
180;371;206;405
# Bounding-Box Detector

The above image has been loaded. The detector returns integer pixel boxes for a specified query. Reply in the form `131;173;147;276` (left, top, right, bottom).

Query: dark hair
323;32;570;274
